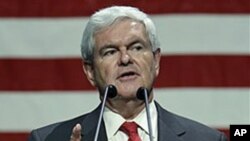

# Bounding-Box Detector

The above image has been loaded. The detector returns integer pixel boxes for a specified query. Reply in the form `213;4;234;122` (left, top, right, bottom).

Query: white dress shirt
103;100;158;141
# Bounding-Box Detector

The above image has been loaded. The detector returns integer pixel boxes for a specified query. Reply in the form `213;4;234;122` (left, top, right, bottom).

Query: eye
103;48;117;56
131;44;143;51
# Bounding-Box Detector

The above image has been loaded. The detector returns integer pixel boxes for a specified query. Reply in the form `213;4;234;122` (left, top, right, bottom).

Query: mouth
118;71;138;81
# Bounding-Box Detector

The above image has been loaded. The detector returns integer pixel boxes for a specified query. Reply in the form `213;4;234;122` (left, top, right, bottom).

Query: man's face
84;19;160;99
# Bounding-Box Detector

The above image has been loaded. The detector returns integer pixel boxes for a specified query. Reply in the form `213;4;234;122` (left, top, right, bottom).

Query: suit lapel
158;117;184;141
80;104;108;141
155;102;185;141
80;102;186;141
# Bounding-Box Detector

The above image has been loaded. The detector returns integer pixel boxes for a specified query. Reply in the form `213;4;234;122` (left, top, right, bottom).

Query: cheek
94;61;117;82
142;53;155;72
143;56;158;79
95;64;108;77
137;60;153;79
148;62;157;78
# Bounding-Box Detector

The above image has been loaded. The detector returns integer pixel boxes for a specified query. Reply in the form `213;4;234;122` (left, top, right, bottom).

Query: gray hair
80;6;160;63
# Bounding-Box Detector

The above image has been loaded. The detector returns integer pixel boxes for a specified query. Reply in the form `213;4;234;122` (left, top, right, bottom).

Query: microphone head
136;87;149;100
107;84;117;98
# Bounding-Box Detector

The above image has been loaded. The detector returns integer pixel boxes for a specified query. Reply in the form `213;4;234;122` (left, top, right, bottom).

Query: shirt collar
103;106;126;140
133;101;157;135
103;100;157;140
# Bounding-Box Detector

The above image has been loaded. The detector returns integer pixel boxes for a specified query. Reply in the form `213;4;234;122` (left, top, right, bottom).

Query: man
28;6;227;141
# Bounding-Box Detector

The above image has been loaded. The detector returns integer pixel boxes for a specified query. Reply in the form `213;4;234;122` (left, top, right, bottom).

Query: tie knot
120;122;138;135
120;122;141;141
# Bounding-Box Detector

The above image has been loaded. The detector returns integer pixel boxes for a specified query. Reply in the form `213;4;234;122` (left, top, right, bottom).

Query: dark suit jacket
28;101;227;141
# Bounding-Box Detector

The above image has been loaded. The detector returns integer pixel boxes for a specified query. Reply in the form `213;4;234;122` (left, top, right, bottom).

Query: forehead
94;19;148;46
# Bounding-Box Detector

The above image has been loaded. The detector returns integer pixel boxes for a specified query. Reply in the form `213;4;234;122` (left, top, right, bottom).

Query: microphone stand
137;87;153;141
93;85;117;141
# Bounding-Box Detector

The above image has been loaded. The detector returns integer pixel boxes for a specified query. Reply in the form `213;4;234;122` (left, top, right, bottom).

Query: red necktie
120;122;141;141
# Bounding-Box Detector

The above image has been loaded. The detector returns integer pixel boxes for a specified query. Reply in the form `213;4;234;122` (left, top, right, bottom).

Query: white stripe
153;15;250;55
0;15;249;58
0;91;100;132
0;88;249;131
154;88;250;128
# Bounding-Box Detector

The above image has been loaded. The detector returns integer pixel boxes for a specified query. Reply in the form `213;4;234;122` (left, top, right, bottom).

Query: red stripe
157;55;250;88
0;55;249;91
0;128;230;141
0;132;29;141
0;0;249;17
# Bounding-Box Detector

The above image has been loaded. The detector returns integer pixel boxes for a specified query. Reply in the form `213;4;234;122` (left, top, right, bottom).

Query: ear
82;61;96;87
153;48;161;77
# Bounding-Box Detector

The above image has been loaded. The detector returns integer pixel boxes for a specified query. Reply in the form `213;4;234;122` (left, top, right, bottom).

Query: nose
119;49;131;66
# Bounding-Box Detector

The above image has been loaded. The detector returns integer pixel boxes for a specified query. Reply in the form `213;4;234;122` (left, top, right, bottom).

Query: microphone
94;85;117;141
136;87;153;141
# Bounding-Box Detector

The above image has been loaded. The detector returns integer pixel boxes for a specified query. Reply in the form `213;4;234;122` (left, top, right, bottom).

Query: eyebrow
127;39;144;47
98;36;149;54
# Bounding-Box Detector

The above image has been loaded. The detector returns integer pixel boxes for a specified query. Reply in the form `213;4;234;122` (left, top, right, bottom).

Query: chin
117;89;137;98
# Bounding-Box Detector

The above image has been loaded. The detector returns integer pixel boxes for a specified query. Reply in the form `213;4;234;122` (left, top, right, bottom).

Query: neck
105;94;153;120
106;97;145;120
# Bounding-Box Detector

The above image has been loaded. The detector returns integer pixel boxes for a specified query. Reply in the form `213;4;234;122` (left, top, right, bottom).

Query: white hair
80;6;160;63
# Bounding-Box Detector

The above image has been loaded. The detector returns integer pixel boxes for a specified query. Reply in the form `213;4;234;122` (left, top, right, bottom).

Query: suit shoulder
174;114;227;140
155;102;227;141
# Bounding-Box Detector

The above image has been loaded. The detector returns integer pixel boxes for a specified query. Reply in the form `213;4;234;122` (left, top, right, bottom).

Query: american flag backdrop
0;0;249;140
